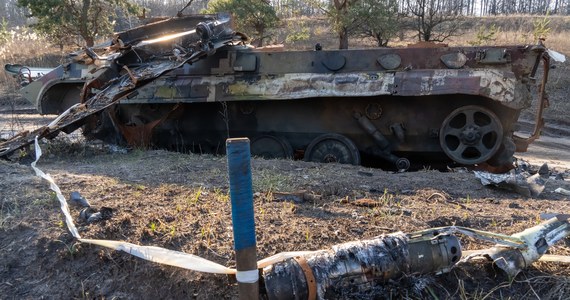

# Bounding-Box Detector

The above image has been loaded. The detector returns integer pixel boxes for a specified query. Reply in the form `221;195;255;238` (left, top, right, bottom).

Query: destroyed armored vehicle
0;13;554;170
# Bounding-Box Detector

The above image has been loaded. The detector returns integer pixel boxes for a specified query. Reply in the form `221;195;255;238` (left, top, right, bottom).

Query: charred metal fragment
4;64;53;86
474;167;547;198
0;14;242;157
469;216;570;278
262;232;461;300
513;49;550;152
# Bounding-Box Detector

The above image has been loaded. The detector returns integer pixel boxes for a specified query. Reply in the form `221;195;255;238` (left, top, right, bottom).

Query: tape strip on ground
32;137;234;274
30;137;317;275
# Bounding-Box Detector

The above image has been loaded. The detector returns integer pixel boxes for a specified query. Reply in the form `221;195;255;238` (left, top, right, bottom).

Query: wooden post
226;138;259;300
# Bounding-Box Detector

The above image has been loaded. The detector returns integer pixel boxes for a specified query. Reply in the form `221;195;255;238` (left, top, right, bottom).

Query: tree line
2;0;569;27
270;0;570;17
0;0;566;49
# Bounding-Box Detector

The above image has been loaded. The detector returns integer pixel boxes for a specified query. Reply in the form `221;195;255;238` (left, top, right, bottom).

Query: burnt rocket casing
262;232;461;300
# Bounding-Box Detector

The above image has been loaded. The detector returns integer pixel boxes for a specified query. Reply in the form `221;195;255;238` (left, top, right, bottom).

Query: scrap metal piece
474;169;548;197
80;206;113;223
4;64;54;86
0;16;240;158
479;217;570;277
476;48;511;64
554;188;570;196
513;49;551;151
547;49;566;62
70;191;90;208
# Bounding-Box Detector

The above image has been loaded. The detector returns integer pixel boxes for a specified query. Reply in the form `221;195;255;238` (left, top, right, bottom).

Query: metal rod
226;138;259;300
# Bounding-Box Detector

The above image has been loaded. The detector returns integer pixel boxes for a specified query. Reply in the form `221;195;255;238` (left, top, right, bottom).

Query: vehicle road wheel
439;105;503;165
304;133;361;165
251;135;293;159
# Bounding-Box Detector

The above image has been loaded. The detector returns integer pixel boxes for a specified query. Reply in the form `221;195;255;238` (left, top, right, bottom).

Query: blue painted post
226;138;259;300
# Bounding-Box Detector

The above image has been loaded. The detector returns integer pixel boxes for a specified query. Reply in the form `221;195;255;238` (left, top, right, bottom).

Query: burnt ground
0;63;569;299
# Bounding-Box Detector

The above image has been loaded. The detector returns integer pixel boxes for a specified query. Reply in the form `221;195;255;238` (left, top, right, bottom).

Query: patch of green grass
0;209;13;229
305;227;312;243
31;192;58;208
55;239;81;258
212;188;229;202
149;221;158;232
200;222;215;246
252;169;293;193
0;197;21;229
189;187;203;205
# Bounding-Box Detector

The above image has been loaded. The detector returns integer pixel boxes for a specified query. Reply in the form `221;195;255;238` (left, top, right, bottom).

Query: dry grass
1;146;569;299
0;29;67;95
271;15;570;55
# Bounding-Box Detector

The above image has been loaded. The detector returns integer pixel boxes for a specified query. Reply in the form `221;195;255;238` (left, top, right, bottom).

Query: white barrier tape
32;137;81;238
32;137;235;274
82;239;236;274
256;251;319;269
30;137;315;276
236;269;259;283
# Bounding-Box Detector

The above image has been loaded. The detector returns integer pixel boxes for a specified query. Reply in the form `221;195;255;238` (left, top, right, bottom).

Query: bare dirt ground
1;68;569;299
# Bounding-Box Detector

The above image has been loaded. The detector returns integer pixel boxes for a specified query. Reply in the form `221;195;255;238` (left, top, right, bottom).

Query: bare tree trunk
80;0;94;47
84;37;95;47
338;28;349;49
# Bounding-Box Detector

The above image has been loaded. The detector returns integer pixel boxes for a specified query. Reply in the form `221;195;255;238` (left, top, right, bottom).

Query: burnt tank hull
8;14;552;170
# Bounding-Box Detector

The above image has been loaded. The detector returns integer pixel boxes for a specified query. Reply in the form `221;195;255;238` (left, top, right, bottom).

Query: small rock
357;171;373;177
80;206;113;223
538;163;549;178
70;191;90;207
273;191;304;203
386;207;412;216
87;212;103;223
351;198;379;207
508;202;521;209
554;187;570;196
80;207;96;221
